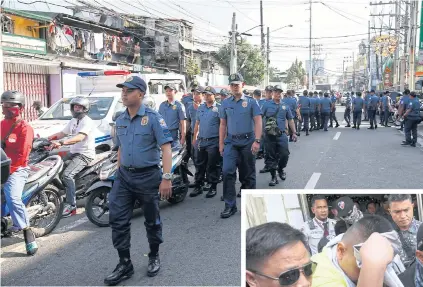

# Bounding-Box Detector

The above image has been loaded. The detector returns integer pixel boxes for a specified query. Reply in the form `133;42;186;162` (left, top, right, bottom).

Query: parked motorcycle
1;148;65;238
85;146;192;227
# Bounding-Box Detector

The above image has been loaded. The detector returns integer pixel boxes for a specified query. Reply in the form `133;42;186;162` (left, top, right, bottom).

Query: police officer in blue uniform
402;91;422;147
285;90;298;140
344;92;352;127
398;89;411;132
181;81;197;174
319;93;332;131
381;91;391;127
298;90;311;136
219;73;262;218
329;92;339;128
352;91;364;129
314;91;321;129
364;91;370;121
262;88;297;186
105;76;173;285
191;86;221;198
259;85;275;174
308;91;317;131
158;84;186;148
253;89;265;159
368;90;379;130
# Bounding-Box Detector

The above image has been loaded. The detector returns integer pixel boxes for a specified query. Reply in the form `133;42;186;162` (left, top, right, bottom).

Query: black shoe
306;132;309;136
269;175;279;186
352;125;356;129
401;141;411;146
189;186;203;197
345;125;351;127
368;127;374;130
296;132;300;136
147;256;161;277
202;183;212;192
220;204;237;218
278;170;287;181
259;167;271;173
357;126;360;130
335;124;340;128
104;260;134;286
205;187;217;198
385;125;391;127
324;129;328;131
375;125;377;129
188;182;197;188
411;142;417;147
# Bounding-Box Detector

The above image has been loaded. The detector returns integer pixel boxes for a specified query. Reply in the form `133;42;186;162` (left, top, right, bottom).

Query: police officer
219;73;262;218
319;93;332;131
381;91;392;127
181;81;197;176
308;92;316;131
368;90;379;130
314;91;321;129
298;90;311;136
158;84;186;148
402;91;422;147
300;195;336;255
352;91;364;129
329;92;339;128
398;89;411;132
253;89;265;159
344;92;352;127
259;85;275;174
262;87;296;186
284;90;299;140
219;88;230;102
364;90;370;121
191;86;221;198
105;76;173;285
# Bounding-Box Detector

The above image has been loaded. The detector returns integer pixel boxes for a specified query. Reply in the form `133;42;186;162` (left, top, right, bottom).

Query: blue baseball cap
116;76;147;92
228;73;244;84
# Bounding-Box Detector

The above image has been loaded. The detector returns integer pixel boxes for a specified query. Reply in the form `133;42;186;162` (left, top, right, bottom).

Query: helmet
1;91;26;107
143;95;156;110
70;97;90;119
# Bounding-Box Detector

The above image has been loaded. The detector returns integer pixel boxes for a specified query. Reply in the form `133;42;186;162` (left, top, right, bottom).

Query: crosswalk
336;120;398;129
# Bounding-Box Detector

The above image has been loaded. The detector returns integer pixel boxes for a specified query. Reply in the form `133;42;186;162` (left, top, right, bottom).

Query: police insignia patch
172;105;177;110
141;116;148;126
212;107;218;112
125;76;133;82
282;105;286;110
159;118;167;127
231;74;236;80
242;101;248;108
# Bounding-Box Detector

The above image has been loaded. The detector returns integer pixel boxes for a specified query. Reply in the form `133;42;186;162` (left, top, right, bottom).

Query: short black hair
342;215;394;245
303;90;308;96
335;220;348;235
404;89;410;95
311;195;327;207
388;194;412;206
246;222;308;270
366;201;376;209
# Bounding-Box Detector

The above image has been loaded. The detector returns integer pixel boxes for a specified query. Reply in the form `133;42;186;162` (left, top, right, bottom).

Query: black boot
188;182;197;188
104;257;134;286
147;256;161;277
189;186;203;197
220;203;237;219
352;125;356;128
205;184;217;198
269;171;279;186
306;130;310;136
259;166;271;173
278;169;287;181
335;123;340;128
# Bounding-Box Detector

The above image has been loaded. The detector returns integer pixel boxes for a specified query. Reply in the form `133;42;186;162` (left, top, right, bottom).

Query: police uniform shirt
369;95;379;110
298;96;311;112
406;98;421;120
345;96;352;109
114;105;173;168
364;94;371;106
158;100;186;130
258;98;266;110
196;101;221;139
262;100;294;130
309;97;317;111
300;217;337;255
353;97;364;111
320;97;332;113
397;219;422;267
400;95;411;111
330;95;337;104
187;102;200;132
382;95;390;111
285;97;298;114
181;94;194;110
219;94;262;135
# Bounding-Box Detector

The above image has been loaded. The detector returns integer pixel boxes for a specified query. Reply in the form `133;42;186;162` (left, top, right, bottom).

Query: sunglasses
249;261;317;286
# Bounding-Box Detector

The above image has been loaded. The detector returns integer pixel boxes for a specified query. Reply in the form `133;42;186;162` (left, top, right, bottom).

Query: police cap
265;85;274;91
219;88;229;96
229;73;244;84
204;86;216;95
116;76;147;92
194;86;205;93
164;84;177;91
334;196;354;218
274;85;283;92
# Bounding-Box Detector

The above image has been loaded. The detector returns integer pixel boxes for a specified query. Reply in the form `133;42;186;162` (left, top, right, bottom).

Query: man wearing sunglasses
311;216;396;287
246;222;315;287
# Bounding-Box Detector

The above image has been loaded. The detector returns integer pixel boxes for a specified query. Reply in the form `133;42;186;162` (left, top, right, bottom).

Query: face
230;82;244;96
266;91;273;100
390;200;414;230
165;88;176;99
1;102;23;119
273;91;282;101
367;203;376;214
73;104;84;112
312;199;328;221
246;241;312;287
193;91;202;103
337;241;360;282
254;94;261;100
121;87;142;107
416;250;423;264
205;93;215;104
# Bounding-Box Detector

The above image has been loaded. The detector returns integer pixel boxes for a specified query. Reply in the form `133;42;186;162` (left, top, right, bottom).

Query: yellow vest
311;247;348;287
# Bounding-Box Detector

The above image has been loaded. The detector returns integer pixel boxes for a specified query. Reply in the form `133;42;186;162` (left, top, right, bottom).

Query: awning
3;7;56;22
179;40;195;51
3;55;61;67
61;60;129;71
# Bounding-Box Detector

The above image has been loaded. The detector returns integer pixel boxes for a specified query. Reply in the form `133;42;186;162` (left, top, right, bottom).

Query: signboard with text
2;33;47;55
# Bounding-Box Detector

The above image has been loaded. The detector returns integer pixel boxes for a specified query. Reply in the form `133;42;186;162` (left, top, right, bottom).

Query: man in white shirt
48;97;95;217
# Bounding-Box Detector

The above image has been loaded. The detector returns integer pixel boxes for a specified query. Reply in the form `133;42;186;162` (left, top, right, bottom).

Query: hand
251;141;260;155
219;144;224;156
159;179;172;200
192;139;197;146
180;137;186;146
360;232;394;267
291;134;298;142
49;141;62;150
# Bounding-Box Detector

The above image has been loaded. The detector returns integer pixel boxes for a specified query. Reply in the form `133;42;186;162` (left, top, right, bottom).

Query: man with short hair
32;100;48;118
398;223;423;287
377;195;394;225
398;88;411;131
365;202;376;215
402;91;422;147
246;222;314;287
300;195;337;255
389;194;422;268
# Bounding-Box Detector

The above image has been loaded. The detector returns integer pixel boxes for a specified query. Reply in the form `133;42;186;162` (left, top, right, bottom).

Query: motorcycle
1;148;65;238
85;146;192;227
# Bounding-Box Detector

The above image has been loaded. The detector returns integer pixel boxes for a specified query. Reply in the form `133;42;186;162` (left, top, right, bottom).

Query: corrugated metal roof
3;7;57;22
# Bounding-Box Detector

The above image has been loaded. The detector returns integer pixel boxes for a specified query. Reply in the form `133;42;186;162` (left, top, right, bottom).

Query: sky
4;0;404;78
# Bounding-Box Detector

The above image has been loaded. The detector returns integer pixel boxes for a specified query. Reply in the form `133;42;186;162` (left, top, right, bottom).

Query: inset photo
242;190;423;287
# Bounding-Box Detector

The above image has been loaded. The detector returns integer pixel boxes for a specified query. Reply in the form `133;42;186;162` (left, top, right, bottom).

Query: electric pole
408;0;418;90
368;20;371;91
393;0;400;91
0;6;4;94
352;52;355;90
266;26;270;86
230;12;237;74
308;0;312;90
260;0;265;58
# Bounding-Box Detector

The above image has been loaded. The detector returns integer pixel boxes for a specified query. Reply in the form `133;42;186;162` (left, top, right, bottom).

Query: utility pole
368;20;371;91
0;6;4;94
401;1;410;91
266;26;270;86
352;52;355;90
393;0;400;91
230;12;237;74
408;0;418;90
308;0;312;90
260;0;265;58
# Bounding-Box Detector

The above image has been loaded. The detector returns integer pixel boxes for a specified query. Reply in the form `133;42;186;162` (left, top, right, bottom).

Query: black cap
356;91;362;96
410;91;417;97
334;196;355;218
319;91;323;95
382;195;389;203
204;86;216;95
164;84;177;91
219;88;229;96
194;86;205;93
417;224;423;251
314;91;318;95
370;89;375;93
116;76;147;92
243;89;249;94
228;73;244;84
274;85;283;92
404;89;410;94
253;89;261;96
265;85;274;91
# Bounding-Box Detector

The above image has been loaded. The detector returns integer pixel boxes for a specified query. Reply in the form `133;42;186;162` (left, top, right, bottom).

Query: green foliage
186;58;200;79
284;59;306;87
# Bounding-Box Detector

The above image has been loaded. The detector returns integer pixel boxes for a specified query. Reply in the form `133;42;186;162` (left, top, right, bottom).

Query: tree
284;59;306;89
216;41;265;85
186;58;200;81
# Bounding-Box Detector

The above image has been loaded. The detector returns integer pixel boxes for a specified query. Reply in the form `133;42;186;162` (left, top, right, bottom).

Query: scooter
85;146;192;227
1;148;65;238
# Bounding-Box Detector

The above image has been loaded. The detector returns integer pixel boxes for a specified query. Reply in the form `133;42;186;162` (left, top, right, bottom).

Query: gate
3;63;49;122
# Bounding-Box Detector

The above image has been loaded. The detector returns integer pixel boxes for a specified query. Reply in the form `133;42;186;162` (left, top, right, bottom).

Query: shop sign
2;33;47;55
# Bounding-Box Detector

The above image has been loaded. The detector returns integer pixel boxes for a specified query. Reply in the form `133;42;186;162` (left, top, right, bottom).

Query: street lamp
270;24;293;34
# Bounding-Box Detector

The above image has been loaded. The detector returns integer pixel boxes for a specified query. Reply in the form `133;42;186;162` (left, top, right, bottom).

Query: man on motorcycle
47;97;95;217
1;90;38;256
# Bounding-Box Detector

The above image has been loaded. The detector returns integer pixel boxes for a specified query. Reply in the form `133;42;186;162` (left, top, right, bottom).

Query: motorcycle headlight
99;165;117;180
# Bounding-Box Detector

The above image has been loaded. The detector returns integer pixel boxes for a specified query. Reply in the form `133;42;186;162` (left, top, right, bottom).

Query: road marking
304;173;321;189
333;132;341;140
53;216;89;234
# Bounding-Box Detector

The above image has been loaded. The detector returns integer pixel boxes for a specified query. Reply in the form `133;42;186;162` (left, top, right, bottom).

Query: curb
397;128;423;148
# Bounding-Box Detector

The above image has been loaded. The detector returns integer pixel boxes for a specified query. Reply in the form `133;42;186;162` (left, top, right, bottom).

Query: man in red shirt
1;90;38;256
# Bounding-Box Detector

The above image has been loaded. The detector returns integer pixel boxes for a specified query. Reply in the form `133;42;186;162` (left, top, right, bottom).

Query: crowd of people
246;194;423;287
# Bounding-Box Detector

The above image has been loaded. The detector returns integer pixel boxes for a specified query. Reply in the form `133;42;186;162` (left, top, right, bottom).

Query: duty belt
198;136;218;141
121;165;159;172
229;132;253;140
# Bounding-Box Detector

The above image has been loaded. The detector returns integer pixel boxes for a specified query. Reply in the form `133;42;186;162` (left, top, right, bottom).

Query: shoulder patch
282;105;286;110
242;101;248;108
159;118;167;127
212;106;218;112
141;116;149;126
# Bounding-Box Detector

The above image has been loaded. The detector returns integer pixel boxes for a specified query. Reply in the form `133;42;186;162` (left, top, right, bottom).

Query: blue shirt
382;95;390;108
181;94;193;110
187;102;201;132
257;99;266;110
219;95;262;135
400;95;411;110
262;100;294;131
114;105;173;168
298;96;311;112
369;95;379;110
320;97;332;113
196;102;221;139
345;96;352;108
285;96;298;114
309;97;317;110
158;100;186;130
364;94;371;106
406;98;421;120
353;97;364;111
331;95;337;103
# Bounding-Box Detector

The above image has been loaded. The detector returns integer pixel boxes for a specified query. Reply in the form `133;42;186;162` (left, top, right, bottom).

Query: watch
162;173;173;180
254;139;261;143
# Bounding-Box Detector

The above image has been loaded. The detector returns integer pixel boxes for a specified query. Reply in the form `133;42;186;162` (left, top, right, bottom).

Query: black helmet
70;97;90;119
1;91;26;107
